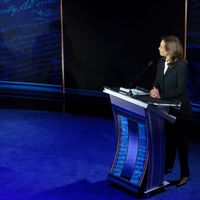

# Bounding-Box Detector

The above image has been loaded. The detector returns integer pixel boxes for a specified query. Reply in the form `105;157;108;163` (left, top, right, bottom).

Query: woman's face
159;40;168;57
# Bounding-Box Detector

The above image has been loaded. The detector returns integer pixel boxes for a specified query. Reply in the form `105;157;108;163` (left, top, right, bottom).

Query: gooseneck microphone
128;60;154;88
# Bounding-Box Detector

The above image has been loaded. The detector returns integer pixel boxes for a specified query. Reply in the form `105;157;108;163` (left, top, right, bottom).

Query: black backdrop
63;0;185;91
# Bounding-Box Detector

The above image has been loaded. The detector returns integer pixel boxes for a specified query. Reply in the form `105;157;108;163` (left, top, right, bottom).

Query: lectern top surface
103;87;148;108
133;95;181;108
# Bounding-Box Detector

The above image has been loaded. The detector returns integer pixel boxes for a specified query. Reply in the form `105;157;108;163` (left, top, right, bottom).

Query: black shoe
165;168;172;175
176;177;188;187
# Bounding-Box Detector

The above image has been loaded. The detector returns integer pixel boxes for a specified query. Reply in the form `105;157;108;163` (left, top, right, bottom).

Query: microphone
128;60;154;88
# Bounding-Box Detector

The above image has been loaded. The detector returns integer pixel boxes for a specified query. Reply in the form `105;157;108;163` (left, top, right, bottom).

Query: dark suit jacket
153;58;191;118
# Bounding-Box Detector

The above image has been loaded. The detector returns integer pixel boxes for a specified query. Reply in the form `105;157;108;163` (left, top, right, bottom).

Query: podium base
108;174;170;197
144;181;170;198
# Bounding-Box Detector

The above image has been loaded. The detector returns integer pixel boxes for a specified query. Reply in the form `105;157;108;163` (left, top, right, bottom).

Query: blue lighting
112;115;128;177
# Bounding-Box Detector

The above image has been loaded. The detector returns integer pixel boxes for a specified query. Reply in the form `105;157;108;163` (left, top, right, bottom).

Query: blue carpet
0;108;199;200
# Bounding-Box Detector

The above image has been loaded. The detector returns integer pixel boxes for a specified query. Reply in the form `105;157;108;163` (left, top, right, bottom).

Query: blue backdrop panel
188;0;200;105
0;0;62;85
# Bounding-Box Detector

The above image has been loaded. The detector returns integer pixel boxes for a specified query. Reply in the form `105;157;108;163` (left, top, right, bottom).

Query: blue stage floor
0;108;199;200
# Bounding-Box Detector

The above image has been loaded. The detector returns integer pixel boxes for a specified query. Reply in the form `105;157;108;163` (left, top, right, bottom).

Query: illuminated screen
0;0;62;85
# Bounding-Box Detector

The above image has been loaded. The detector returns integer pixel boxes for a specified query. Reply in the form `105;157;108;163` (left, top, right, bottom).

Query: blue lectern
104;87;177;195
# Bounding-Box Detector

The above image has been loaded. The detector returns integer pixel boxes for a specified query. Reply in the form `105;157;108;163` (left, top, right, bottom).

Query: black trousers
165;118;190;178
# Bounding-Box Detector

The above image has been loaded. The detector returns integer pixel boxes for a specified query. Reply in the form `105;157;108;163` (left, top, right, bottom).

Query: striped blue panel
112;115;128;176
130;122;147;185
120;120;139;180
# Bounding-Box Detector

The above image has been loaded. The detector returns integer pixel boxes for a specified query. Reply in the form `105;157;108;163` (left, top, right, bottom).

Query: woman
150;35;191;186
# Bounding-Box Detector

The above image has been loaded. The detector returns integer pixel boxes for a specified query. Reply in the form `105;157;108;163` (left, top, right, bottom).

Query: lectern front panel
104;88;168;194
110;109;148;191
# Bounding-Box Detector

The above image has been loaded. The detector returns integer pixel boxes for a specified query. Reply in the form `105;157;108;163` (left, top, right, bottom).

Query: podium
103;87;178;195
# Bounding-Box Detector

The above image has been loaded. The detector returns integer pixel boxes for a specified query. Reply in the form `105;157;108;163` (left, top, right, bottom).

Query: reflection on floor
0;108;199;200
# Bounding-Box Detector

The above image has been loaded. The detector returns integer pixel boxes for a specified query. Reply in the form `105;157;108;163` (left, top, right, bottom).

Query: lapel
161;62;165;75
164;65;173;76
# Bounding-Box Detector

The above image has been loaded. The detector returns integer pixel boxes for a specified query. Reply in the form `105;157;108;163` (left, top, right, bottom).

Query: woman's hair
161;35;184;65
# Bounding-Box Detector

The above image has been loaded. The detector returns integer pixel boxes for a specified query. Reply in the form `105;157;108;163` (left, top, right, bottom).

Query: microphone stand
128;61;153;88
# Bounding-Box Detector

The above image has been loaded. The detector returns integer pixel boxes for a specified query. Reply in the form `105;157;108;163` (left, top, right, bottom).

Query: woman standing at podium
150;35;191;187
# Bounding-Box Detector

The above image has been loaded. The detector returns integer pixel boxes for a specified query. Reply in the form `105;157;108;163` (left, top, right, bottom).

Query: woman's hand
150;87;161;99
